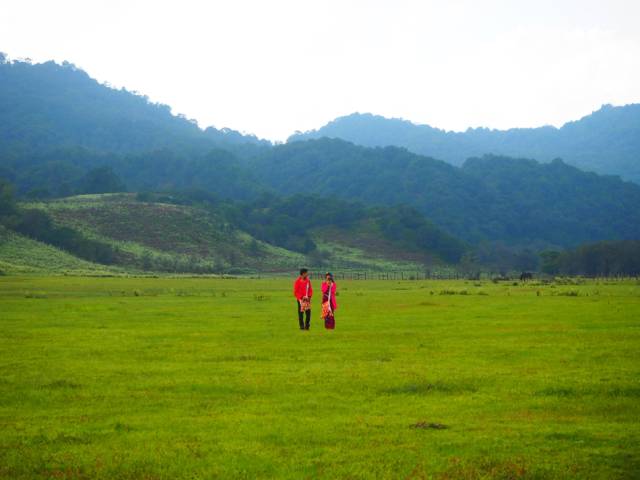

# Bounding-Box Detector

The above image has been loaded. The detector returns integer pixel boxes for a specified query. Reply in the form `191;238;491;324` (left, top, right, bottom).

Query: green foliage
0;58;269;156
78;166;126;194
540;250;562;275
2;145;263;201
251;139;640;247
543;240;640;276
0;178;17;221
0;225;116;275
371;204;466;263
0;59;269;201
289;107;640;183
10;193;459;273
151;191;467;262
0;179;118;266
475;242;540;275
13;209;118;265
9;188;640;275
2;57;640;258
21;194;263;273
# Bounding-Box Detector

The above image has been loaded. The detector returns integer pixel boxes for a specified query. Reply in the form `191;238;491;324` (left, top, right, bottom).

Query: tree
0;179;16;219
546;241;640;277
248;239;262;257
306;248;330;268
459;251;480;278
79;166;126;194
514;249;539;272
540;251;561;275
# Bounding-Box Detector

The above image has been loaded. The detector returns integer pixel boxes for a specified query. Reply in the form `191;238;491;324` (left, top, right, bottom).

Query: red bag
324;314;335;330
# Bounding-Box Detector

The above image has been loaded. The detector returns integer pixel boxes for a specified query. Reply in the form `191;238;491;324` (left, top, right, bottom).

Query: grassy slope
18;194;427;273
22;194;305;273
312;222;447;272
313;237;427;272
0;225;119;275
0;276;638;479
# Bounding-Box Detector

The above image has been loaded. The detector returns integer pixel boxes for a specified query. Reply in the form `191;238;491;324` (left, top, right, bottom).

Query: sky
1;0;640;141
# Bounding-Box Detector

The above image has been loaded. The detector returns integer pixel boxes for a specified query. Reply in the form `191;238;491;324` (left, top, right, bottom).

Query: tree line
3;177;639;274
541;241;640;277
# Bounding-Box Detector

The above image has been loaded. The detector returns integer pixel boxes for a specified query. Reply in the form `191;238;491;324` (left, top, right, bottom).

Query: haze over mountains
289;107;640;183
1;56;640;272
0;55;270;156
4;54;639;186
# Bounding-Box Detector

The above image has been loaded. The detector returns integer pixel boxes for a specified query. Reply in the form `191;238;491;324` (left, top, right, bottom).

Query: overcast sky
2;0;639;141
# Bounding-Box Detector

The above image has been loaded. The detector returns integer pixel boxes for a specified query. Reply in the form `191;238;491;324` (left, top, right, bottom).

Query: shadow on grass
382;380;479;395
410;421;448;430
205;354;269;363
41;379;82;389
535;385;640;398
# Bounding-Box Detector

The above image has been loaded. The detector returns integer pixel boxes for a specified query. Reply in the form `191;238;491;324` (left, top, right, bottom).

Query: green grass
0;225;120;275
1;276;639;479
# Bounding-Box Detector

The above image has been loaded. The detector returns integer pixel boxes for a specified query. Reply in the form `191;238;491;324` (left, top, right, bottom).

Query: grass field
1;276;639;479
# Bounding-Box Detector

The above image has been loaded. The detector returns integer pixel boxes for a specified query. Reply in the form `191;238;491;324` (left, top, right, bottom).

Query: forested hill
1;56;640;252
0;56;270;157
288;106;640;183
251;138;640;247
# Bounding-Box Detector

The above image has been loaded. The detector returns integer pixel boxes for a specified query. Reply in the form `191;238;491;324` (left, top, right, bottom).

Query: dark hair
325;272;333;279
300;268;308;275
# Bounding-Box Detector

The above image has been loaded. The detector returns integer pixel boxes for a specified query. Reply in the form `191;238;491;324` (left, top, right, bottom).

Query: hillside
0;58;269;200
288;106;640;183
0;224;119;275
251;139;640;247
1;56;639;261
0;56;269;156
19;194;299;273
11;194;453;274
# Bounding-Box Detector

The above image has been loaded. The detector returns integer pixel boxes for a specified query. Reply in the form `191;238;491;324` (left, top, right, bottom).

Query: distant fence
304;271;640;281
256;271;640;280
307;271;470;281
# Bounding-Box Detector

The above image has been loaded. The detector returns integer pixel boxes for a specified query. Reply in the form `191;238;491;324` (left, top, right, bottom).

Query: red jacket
293;277;313;300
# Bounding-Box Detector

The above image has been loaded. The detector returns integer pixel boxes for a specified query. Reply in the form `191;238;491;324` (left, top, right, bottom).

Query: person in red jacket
293;268;313;330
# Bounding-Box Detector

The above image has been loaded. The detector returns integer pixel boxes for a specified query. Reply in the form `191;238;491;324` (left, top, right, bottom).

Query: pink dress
321;281;337;329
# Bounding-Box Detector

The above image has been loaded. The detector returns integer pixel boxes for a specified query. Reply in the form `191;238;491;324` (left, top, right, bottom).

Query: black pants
297;301;311;329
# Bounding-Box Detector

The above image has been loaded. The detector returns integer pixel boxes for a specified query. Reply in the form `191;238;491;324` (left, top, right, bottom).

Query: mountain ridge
288;105;640;183
0;56;271;156
1;56;639;259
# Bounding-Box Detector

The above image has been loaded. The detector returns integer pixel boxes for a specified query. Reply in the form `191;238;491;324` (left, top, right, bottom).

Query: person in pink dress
321;272;338;330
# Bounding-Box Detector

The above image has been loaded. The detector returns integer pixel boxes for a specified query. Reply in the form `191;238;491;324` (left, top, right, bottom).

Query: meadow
0;276;639;479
